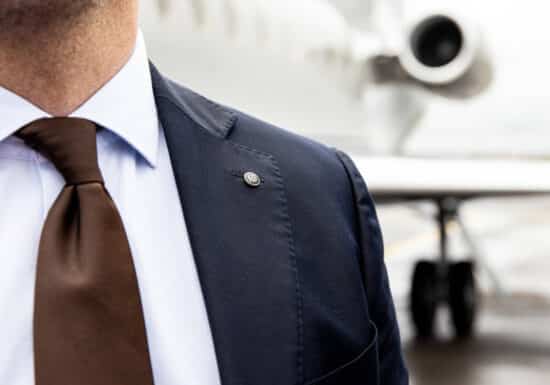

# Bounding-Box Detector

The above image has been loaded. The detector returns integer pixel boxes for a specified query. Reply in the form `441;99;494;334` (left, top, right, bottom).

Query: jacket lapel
150;65;300;385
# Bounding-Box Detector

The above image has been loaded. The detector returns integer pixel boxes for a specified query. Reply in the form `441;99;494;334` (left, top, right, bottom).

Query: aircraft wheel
449;261;477;338
411;261;438;338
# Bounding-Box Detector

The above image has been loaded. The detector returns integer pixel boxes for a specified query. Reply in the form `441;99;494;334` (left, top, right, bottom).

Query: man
0;1;408;384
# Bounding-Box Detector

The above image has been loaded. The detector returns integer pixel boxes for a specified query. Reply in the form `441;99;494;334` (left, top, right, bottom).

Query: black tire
449;261;477;338
411;261;438;338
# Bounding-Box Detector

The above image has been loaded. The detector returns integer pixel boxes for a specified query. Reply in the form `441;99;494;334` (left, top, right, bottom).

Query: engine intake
411;15;463;68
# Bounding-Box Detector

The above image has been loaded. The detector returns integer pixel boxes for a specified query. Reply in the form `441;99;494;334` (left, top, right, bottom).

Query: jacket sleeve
334;149;409;385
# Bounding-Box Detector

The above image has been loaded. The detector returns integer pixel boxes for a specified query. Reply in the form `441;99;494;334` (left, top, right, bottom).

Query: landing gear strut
410;198;478;338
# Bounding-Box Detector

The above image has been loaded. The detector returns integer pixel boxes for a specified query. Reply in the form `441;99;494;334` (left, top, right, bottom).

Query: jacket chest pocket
306;321;380;385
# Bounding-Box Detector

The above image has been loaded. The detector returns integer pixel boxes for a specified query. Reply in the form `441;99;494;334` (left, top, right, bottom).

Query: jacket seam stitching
229;141;305;385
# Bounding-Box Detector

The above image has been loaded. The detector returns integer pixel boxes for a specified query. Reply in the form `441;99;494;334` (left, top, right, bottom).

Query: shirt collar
0;30;159;168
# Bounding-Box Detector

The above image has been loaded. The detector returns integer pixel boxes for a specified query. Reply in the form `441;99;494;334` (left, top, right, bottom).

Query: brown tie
18;118;155;385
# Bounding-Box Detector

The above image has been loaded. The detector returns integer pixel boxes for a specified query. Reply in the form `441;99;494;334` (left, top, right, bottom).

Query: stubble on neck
0;0;139;116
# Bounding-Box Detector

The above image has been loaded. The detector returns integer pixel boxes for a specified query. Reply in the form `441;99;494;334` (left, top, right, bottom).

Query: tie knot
17;118;103;185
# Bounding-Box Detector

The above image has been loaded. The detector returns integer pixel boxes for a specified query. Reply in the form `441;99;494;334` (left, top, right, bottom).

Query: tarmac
380;196;550;384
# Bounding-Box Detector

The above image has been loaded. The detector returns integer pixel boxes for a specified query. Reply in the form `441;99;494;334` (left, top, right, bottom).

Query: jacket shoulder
229;110;349;186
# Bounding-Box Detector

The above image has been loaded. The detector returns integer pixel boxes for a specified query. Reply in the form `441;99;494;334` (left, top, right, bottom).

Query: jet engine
370;12;493;99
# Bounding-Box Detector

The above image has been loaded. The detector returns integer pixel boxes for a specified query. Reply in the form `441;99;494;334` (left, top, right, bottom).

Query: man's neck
0;2;138;117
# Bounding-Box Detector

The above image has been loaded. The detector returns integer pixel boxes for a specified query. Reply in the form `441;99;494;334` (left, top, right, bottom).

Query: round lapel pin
243;171;261;187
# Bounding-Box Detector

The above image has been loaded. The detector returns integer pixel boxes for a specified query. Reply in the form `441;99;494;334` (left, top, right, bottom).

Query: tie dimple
17;117;104;185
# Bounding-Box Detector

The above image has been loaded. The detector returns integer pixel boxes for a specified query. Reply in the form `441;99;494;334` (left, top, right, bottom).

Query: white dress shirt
0;32;221;385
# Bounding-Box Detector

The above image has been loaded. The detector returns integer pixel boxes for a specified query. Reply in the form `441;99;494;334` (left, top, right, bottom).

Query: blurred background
140;1;550;383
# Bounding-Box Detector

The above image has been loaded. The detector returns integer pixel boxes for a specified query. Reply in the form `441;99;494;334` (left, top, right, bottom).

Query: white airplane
141;0;550;338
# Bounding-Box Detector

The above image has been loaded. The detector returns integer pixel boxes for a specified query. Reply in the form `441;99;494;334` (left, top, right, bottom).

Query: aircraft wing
350;156;550;203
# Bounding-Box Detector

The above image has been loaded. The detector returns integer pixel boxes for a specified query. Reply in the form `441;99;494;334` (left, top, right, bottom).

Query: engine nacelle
369;12;493;99
401;12;492;98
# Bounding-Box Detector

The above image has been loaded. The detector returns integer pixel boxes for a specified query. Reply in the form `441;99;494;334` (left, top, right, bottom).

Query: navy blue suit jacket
151;64;408;385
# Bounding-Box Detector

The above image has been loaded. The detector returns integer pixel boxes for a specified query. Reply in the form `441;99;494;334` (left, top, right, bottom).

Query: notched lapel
152;66;301;385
